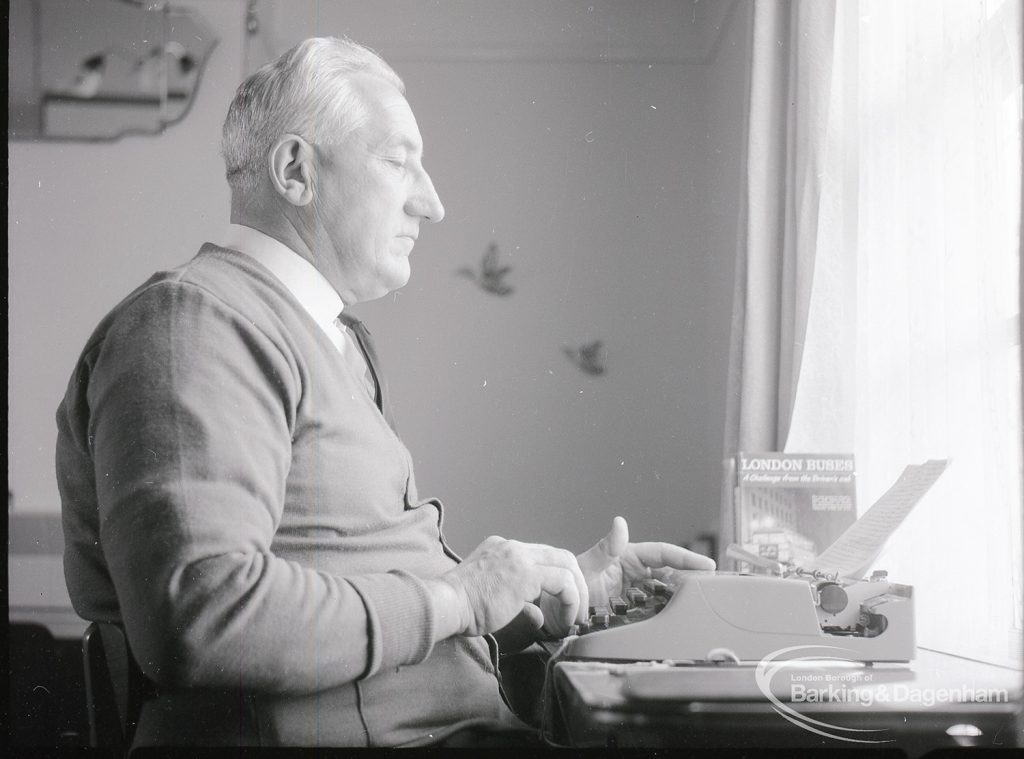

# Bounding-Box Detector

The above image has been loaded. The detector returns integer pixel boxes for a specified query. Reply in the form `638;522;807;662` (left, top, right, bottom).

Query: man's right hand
429;536;589;638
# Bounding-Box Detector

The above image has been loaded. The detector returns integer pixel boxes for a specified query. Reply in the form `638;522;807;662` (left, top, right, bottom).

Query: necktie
336;312;386;414
333;317;376;402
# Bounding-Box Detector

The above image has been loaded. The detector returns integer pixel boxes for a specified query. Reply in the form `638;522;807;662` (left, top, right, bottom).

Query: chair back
82;622;149;751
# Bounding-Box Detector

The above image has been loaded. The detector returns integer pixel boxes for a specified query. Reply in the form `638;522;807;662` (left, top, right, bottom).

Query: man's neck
230;191;359;305
232;220;314;268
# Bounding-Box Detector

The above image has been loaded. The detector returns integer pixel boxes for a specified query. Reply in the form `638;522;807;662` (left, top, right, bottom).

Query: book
731;452;857;573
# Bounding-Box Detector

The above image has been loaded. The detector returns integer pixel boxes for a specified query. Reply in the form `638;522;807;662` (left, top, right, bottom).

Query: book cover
732;452;856;573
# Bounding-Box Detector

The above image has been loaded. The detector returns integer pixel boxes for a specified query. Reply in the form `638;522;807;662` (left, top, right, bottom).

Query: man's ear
268;134;315;206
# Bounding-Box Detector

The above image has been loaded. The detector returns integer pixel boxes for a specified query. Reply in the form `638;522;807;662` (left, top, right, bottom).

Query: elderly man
56;37;714;748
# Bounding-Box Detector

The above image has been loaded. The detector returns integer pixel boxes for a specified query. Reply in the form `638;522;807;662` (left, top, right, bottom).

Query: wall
702;0;753;552
8;0;749;558
9;0;247;509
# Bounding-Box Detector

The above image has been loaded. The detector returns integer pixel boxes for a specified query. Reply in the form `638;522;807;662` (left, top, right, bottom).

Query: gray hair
221;36;405;194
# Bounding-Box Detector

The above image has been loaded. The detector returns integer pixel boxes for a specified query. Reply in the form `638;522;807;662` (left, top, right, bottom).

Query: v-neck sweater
56;244;505;746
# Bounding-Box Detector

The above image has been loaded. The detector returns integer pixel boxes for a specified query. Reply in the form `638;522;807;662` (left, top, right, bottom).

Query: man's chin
390;262;412;289
364;269;411;301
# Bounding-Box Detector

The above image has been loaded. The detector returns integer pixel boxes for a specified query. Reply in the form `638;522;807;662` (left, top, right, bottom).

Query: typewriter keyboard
569;577;674;636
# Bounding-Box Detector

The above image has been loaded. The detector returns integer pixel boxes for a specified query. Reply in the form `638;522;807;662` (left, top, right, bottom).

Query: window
787;0;1022;666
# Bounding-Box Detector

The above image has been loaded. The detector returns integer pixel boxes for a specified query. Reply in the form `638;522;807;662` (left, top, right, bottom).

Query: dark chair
82;622;151;753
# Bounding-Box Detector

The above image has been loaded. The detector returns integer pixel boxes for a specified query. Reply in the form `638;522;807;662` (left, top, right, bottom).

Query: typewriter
556;560;914;664
555;460;954;664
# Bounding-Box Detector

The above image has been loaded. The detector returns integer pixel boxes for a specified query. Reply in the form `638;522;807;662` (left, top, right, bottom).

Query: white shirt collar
223;224;344;326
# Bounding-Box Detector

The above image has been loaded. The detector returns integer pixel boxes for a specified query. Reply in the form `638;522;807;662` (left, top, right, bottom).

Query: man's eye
385;157;406;170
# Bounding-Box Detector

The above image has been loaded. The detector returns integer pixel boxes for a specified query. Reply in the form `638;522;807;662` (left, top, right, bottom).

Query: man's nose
408;169;445;223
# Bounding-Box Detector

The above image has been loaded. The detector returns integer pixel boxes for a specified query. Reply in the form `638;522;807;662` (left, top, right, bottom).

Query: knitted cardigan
56;245;505;746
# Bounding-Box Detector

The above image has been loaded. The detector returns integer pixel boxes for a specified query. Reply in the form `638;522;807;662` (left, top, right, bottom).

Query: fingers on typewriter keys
573;581;676;636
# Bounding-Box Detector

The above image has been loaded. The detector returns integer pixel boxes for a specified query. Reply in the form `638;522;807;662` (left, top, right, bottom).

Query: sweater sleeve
84;279;437;693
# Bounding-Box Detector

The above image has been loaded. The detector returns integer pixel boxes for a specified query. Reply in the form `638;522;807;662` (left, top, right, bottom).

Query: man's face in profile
311;73;444;303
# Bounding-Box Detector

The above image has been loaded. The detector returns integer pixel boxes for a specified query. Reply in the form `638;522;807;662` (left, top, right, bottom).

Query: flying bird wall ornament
68;53;106;98
563;340;607;376
456;242;514;296
65;45;198;99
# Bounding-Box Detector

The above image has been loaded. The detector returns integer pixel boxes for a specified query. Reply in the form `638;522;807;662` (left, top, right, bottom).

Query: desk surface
550;648;1022;753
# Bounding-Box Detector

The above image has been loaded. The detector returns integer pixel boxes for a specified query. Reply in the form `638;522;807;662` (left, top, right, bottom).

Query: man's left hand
533;516;716;639
575;515;716;610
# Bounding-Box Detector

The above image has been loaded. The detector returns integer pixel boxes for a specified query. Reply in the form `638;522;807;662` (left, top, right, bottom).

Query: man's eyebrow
380;132;422;152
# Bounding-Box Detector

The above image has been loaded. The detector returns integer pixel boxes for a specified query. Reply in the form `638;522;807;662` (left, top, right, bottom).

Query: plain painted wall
8;0;750;558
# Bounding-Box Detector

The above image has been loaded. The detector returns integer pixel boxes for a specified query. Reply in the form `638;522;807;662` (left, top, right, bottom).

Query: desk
547;648;1022;754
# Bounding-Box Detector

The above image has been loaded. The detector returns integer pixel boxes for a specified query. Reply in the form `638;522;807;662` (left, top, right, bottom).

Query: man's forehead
350;74;422;149
369;105;424;154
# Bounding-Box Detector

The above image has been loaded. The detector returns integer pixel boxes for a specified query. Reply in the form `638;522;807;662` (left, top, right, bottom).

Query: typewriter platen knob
817;582;849;614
